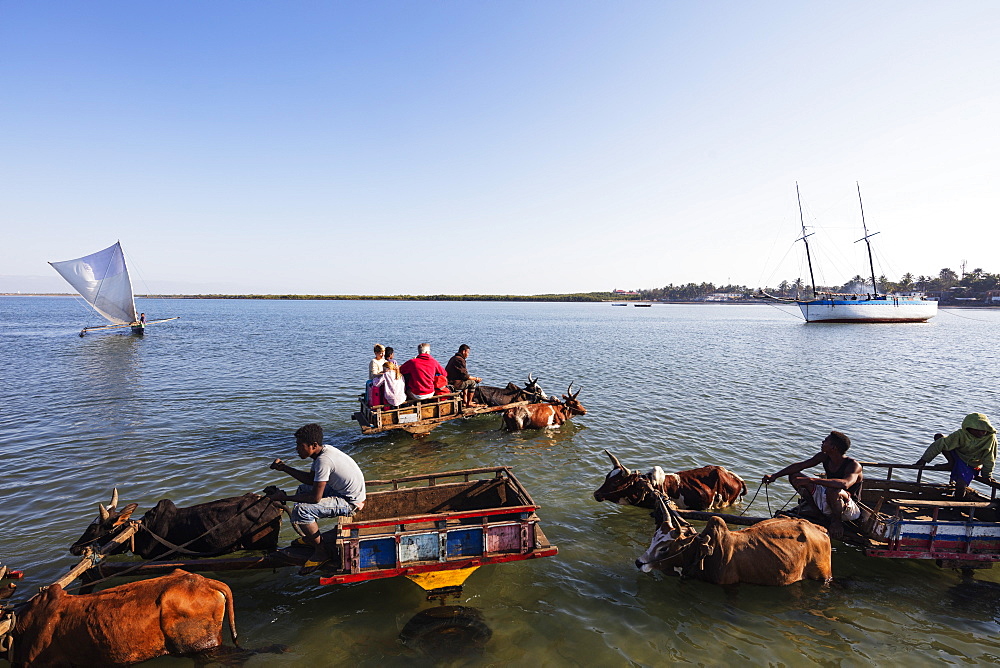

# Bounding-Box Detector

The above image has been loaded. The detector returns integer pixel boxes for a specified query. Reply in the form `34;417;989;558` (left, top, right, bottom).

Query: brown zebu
635;495;832;585
2;569;236;666
503;384;586;430
594;451;746;511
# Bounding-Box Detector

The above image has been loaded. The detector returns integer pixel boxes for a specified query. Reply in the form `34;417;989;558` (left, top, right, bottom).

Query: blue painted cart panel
399;533;439;563
359;537;397;569
446;528;484;557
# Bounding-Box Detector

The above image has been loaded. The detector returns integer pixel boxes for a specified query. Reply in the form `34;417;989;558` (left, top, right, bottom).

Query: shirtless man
763;430;863;539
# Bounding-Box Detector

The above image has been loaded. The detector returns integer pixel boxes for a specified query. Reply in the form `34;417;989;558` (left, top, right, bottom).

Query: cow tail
219;582;238;646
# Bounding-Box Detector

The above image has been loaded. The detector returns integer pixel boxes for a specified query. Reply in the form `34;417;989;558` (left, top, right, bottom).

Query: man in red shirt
399;343;448;400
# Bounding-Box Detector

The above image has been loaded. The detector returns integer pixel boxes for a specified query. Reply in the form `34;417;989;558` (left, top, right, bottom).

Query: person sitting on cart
369;343;386;379
372;360;407;407
399;342;448;401
762;430;863;539
268;423;367;575
915;413;997;499
446;344;483;407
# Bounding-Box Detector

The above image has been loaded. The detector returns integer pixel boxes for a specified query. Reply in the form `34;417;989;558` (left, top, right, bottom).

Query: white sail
50;242;138;325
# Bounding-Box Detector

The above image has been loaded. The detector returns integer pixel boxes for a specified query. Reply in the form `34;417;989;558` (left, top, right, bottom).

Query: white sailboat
767;184;937;323
49;241;178;336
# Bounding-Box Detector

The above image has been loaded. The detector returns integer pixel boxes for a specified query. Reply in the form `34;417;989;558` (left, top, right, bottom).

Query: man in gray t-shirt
269;423;366;575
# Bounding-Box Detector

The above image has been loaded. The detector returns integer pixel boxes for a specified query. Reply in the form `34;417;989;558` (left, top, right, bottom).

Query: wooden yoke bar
48;522;140;590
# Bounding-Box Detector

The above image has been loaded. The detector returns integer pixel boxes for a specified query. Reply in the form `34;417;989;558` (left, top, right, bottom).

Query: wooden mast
855;182;880;298
796;183;818;298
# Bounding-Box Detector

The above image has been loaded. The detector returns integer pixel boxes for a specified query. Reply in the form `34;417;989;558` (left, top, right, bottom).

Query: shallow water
1;297;999;666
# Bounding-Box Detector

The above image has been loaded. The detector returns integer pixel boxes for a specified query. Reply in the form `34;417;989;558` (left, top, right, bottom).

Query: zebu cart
69;467;558;596
782;462;1000;572
317;467;558;592
854;462;1000;570
352;391;527;435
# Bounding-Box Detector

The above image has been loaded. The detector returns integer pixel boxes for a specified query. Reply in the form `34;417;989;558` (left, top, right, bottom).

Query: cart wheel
399;605;492;658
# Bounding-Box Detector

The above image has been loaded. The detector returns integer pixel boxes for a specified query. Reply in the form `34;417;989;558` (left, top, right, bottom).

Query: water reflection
399;605;492;661
66;333;143;431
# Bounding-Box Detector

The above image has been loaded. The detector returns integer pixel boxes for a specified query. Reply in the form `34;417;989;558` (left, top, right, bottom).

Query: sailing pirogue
49;241;177;336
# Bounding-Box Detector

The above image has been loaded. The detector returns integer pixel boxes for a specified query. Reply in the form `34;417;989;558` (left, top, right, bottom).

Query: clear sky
2;1;998;295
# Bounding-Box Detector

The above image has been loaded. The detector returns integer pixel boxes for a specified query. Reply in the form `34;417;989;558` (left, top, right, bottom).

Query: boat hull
798;298;937;323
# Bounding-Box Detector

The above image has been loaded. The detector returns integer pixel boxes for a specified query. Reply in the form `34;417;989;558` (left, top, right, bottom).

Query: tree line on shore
58;265;998;304
757;266;1000;303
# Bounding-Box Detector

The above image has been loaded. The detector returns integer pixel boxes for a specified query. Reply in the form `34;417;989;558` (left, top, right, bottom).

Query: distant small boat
633;303;652;307
49;241;178;336
612;303;628;306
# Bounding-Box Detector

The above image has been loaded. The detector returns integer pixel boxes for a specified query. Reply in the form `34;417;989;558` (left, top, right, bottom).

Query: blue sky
2;1;998;294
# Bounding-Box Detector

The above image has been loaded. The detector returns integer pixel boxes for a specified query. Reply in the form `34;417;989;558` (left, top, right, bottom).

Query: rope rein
737;481;764;516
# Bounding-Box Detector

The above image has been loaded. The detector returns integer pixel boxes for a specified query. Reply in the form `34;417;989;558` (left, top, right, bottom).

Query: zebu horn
569;382;581;400
656;493;674;529
527;372;536;385
0;565;7;581
605;450;629;475
98;503;110;522
109;488;119;510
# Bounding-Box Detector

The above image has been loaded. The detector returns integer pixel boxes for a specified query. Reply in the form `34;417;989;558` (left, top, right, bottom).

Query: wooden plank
673;510;768;526
49;523;140;589
75;551;308;577
893;499;994;509
365;467;510;487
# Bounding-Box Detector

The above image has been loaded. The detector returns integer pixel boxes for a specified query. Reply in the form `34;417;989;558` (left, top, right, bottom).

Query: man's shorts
291;484;357;524
812;487;861;521
451;379;477;391
950;457;981;486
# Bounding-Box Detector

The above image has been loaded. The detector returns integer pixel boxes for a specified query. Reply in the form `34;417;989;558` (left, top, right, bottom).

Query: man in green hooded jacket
915;413;997;498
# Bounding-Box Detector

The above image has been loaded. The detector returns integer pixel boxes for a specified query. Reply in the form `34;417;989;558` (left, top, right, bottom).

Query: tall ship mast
784;185;937;323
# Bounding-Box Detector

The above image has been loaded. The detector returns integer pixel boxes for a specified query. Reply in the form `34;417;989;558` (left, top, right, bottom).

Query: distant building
613;289;639;295
702;292;744;302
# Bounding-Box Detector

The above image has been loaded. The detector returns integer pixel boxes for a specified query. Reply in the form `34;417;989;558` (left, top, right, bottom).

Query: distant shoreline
3;293;995;308
1;292;743;303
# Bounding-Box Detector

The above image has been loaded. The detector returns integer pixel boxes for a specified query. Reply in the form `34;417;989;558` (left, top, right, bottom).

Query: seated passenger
399;343;447;401
762;430;863;539
372;361;406;407
369;344;386;379
446;344;483;407
268;423;366;575
915;413;997;498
